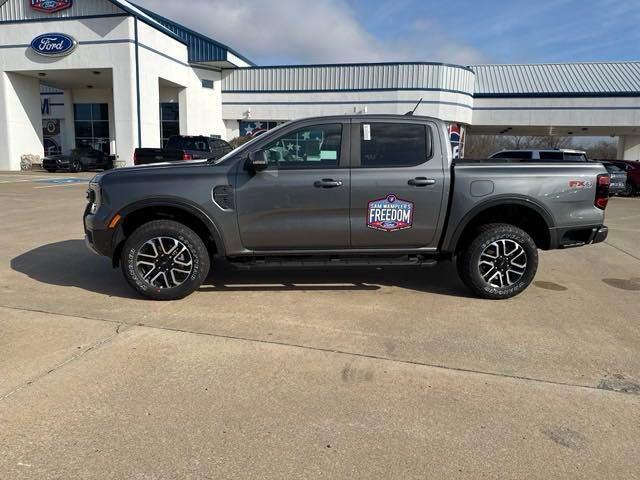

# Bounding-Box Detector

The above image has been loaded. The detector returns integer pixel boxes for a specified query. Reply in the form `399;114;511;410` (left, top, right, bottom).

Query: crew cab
85;115;610;301
133;135;232;165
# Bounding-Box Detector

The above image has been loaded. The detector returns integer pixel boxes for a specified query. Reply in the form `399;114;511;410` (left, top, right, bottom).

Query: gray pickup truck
84;115;610;301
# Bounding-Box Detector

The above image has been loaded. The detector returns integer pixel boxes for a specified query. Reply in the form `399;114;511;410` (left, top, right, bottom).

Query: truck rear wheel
457;223;538;300
121;220;210;301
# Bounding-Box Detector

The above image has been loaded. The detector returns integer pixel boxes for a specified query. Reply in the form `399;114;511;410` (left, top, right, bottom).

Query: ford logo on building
30;33;77;57
31;0;72;13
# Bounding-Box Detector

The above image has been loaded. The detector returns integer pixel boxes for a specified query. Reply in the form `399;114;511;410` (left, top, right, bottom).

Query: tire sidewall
463;225;538;300
122;221;209;300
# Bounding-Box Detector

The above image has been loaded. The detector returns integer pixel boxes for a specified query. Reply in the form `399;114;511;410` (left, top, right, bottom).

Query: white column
617;136;640;161
62;89;75;154
112;60;139;167
0;73;43;171
139;74;160;149
178;87;188;135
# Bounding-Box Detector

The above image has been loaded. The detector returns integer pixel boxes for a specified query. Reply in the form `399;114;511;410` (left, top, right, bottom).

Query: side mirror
247;150;269;172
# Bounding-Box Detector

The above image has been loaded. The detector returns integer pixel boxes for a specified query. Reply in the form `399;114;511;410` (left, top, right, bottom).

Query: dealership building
1;0;640;170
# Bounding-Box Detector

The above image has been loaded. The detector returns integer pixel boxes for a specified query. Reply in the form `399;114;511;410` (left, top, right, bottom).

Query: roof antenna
405;98;423;116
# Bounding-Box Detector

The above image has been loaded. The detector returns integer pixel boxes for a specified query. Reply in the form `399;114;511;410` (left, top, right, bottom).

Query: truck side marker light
109;214;122;229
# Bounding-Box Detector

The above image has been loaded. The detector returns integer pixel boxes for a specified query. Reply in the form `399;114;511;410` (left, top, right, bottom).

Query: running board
227;255;438;270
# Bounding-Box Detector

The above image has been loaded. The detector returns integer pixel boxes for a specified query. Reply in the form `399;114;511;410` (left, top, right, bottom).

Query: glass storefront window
74;104;111;154
160;103;180;147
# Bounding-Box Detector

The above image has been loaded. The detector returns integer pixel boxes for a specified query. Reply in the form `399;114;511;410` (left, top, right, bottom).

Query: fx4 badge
367;194;414;232
569;180;594;189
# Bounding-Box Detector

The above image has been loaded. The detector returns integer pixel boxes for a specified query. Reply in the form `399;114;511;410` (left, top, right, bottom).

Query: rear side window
539;151;563;161
491;151;532;160
167;136;209;152
360;123;431;168
182;138;209;152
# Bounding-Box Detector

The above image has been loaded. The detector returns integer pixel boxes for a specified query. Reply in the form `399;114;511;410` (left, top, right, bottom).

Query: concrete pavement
0;171;639;479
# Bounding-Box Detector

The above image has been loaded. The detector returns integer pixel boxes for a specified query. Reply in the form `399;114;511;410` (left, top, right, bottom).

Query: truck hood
92;159;214;184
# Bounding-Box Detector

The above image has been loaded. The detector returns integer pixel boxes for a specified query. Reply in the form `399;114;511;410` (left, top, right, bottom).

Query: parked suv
85;115;609;301
489;149;588;162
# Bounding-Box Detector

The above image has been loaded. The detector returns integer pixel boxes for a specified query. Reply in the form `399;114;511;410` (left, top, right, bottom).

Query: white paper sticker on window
363;124;371;141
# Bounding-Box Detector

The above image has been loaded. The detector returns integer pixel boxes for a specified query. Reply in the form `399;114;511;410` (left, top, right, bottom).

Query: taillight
595;174;610;210
133;150;138;165
182;152;193;161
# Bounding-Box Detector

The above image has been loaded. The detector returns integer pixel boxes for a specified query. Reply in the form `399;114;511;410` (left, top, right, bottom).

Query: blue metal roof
109;0;253;66
472;62;640;97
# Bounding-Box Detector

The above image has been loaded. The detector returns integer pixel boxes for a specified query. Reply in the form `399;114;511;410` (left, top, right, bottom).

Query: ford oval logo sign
31;0;72;13
30;33;77;57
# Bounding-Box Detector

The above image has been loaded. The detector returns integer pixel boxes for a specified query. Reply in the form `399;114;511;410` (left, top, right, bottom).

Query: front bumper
83;205;117;257
43;158;69;170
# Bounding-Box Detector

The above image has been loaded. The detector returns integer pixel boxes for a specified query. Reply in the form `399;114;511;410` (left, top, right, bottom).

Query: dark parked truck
133;135;232;166
84;115;610;301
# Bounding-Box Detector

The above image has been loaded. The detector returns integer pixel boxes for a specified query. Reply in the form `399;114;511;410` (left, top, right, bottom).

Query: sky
135;0;640;66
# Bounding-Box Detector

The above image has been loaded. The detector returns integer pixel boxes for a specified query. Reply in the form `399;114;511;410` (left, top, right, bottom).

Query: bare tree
465;135;575;158
464;135;513;158
579;140;618;160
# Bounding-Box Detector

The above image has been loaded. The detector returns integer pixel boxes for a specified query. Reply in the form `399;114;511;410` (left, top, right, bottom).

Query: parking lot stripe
33;183;88;189
0;177;73;184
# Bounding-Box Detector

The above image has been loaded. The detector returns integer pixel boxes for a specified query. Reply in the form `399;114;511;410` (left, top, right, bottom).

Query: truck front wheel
457;223;538;300
121;220;210;300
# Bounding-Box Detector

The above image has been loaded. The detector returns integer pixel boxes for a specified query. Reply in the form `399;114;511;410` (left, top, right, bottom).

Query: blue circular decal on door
30;33;77;57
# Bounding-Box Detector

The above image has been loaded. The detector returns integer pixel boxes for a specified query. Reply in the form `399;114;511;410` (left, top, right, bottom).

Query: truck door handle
314;179;343;189
408;177;436;187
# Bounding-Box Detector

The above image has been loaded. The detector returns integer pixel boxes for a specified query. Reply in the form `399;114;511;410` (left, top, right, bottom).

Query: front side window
262;124;342;169
360;123;430;168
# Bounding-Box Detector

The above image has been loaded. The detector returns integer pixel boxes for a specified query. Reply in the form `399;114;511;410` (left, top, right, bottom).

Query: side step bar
228;255;438;270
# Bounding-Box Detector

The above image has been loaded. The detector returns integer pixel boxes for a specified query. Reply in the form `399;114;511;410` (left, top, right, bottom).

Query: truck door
235;121;351;250
349;120;445;248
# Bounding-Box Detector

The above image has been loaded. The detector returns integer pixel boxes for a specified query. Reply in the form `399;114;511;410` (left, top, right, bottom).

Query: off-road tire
121;220;210;301
457;223;538;300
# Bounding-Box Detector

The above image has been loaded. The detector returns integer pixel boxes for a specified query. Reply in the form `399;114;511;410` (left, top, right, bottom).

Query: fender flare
441;195;556;253
114;197;226;255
